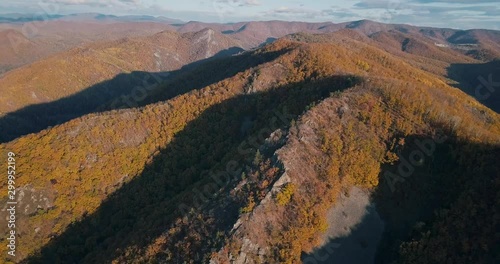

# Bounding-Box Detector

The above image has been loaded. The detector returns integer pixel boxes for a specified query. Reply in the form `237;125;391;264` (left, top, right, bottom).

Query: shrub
275;183;296;206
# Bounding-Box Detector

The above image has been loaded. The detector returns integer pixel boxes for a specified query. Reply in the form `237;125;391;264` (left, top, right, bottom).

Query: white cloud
43;0;140;7
244;0;260;6
214;0;260;7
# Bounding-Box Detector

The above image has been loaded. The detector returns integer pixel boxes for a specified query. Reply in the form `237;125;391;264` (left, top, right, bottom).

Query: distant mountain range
1;17;499;75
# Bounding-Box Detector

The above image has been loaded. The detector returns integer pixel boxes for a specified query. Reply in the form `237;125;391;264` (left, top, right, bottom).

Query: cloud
354;1;407;9
264;7;319;19
119;0;141;4
243;0;260;6
346;0;500;28
212;0;261;22
44;0;140;7
321;8;360;19
412;0;500;3
214;0;260;7
259;6;360;21
46;0;99;4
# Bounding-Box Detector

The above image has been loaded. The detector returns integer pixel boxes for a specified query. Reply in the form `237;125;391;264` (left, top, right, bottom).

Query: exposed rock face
224;171;292;263
211;90;387;263
208;127;290;263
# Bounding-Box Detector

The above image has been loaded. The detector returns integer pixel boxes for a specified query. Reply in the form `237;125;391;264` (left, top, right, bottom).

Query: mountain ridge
0;17;499;263
2;18;499;74
1;31;499;263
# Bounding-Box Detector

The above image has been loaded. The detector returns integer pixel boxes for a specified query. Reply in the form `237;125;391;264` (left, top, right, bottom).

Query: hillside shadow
258;37;278;48
22;75;361;263
447;60;500;113
0;46;287;143
302;203;384;264
305;134;499;264
372;135;499;263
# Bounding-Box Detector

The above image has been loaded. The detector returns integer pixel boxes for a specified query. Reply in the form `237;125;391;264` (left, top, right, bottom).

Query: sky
1;0;500;30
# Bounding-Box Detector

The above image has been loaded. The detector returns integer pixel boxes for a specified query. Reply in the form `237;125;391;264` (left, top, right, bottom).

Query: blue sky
1;0;499;30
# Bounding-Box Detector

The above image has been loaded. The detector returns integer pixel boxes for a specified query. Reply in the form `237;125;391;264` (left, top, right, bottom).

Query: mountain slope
0;27;241;114
0;21;176;74
213;77;499;263
1;31;498;263
2;18;499;76
0;29;37;74
0;28;243;143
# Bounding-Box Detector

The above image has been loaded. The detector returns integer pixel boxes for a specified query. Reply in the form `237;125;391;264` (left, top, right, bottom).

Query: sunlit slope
0;28;242;116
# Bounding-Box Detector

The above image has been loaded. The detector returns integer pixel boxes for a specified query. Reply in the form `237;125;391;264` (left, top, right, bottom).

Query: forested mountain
0;21;177;74
0;28;243;142
0;24;498;263
2;18;499;75
2;18;499;145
